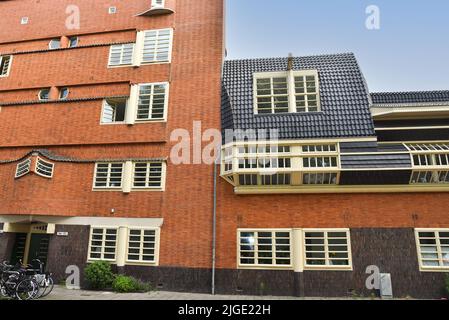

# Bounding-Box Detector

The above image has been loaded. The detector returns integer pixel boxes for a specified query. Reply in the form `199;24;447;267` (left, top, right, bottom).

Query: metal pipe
211;159;218;295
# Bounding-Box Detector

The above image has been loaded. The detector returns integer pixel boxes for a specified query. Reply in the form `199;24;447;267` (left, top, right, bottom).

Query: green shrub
84;261;115;290
112;275;151;293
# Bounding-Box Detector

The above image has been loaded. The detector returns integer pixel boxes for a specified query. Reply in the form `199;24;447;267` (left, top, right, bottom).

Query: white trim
133;82;169;122
136;28;173;66
92;162;124;190
125;227;161;266
35;157;55;179
302;228;353;271
237;228;293;270
100;97;128;125
15;158;32;178
38;88;51;101
415;228;449;272
48;38;61;50
376;126;449;131
0;215;164;228
253;70;320;115
0;55;13;77
87;226;119;262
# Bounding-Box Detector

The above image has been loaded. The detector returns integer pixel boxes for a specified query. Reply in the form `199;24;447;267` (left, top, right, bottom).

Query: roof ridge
224;52;355;63
371;90;449;95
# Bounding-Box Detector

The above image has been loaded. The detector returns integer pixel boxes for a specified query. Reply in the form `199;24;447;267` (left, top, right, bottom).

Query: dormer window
253;70;320;114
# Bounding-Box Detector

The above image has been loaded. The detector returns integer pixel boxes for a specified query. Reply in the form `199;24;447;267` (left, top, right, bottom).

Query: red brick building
1;0;449;299
0;0;224;292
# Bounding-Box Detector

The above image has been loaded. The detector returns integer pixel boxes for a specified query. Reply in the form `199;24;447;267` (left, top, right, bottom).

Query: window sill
419;267;449;273
237;265;293;271
254;111;324;117
304;266;353;272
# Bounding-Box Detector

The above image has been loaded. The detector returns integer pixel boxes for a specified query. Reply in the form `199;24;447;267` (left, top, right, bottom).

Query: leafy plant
112;275;151;293
84;261;115;290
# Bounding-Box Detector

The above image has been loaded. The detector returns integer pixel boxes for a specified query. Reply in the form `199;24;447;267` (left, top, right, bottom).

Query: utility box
380;273;393;299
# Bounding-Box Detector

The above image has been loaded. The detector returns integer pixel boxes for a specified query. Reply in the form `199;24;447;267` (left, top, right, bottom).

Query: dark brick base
2;225;447;298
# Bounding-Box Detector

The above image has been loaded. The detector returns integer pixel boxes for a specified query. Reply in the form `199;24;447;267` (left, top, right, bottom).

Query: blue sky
226;0;449;92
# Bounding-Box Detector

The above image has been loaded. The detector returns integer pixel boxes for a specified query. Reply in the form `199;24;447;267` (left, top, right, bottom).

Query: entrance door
27;234;50;265
10;233;27;265
10;233;50;265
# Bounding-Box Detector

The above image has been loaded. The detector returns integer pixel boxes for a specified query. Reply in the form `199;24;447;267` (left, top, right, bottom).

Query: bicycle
0;261;39;300
23;259;55;299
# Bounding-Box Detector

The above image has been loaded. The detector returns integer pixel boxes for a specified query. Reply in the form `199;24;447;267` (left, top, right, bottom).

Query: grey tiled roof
371;91;449;105
221;53;376;140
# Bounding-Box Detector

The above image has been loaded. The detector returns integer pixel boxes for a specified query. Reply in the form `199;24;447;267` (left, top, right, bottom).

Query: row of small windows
238;229;449;271
1;27;173;81
84;227;449;271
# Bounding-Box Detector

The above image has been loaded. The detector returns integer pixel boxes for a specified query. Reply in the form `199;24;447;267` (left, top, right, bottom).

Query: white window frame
136;28;173;65
302;229;353;271
93;163;124;190
133;82;169;122
151;0;165;8
406;143;449;185
15;158;32;178
415;228;449;272
35;157;55;179
108;43;135;67
48;38;61;50
38;88;50;101
87;227;119;262
253;70;320;115
0;55;13;77
100;98;128;125
125;228;160;265
132;162;166;191
21;17;29;25
237;229;293;269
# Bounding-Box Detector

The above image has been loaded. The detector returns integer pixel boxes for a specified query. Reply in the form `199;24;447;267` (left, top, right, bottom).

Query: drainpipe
211;159;218;295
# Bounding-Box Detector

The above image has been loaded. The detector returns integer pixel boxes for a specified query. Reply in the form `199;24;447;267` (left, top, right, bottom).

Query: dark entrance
10;233;50;265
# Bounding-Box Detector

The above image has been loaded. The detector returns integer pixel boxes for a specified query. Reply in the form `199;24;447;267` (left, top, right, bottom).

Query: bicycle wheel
15;278;38;300
39;276;54;298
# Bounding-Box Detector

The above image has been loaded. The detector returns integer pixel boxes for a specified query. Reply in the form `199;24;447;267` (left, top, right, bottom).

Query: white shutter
140;28;173;63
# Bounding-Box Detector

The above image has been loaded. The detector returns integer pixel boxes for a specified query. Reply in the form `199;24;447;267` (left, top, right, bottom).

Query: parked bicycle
0;261;38;300
0;260;54;300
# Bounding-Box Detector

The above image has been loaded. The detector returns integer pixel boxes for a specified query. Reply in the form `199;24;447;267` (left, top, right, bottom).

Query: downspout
211;159;218;295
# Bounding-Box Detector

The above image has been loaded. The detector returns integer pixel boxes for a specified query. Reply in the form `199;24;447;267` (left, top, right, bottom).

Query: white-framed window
253;70;320;114
101;98;127;124
88;227;118;261
15;158;32;178
151;0;165;8
38;88;50;101
303;229;352;270
21;17;29;25
126;229;159;264
68;36;79;48
93;163;124;189
0;55;12;77
132;162;164;189
108;43;135;66
238;230;292;267
407;143;449;185
35;158;54;178
108;6;117;14
415;229;449;271
136;83;168;121
59;87;69;100
49;38;61;50
140;28;173;64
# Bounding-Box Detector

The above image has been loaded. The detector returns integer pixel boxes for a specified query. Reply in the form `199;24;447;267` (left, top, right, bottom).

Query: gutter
211;159;218;295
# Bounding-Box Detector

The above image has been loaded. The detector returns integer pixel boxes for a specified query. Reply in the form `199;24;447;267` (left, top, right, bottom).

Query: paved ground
41;286;302;300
